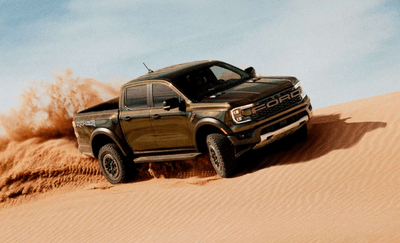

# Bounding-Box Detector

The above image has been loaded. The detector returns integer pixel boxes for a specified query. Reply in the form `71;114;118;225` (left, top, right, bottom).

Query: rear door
119;83;158;152
149;82;194;149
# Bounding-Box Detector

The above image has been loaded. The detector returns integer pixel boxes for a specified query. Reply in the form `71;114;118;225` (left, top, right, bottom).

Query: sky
0;0;399;113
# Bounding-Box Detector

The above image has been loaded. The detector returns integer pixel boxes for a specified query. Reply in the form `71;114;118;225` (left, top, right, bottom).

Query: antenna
143;62;154;73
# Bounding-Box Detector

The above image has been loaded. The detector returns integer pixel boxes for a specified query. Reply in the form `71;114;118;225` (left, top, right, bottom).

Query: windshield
172;63;251;101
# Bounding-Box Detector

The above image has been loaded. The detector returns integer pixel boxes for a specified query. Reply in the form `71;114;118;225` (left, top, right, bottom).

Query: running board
133;152;202;163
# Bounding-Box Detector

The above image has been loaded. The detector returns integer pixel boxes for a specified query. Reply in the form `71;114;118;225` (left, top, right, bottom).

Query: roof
128;60;219;83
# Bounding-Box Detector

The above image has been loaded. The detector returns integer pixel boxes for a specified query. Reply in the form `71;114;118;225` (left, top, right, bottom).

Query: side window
152;84;180;108
125;84;148;109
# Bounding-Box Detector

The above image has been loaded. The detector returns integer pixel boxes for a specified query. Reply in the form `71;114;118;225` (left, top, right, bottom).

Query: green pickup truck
73;60;313;183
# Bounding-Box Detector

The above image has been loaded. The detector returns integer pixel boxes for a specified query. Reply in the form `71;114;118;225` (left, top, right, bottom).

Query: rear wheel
206;133;237;178
98;143;130;184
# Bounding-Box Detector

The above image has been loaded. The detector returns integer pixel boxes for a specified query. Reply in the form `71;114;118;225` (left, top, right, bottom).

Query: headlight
294;80;306;99
231;104;254;124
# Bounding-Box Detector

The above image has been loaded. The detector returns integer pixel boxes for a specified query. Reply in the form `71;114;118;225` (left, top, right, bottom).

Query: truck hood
200;76;296;107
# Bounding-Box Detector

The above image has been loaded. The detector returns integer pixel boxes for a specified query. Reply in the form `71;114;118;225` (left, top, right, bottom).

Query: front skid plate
252;115;309;150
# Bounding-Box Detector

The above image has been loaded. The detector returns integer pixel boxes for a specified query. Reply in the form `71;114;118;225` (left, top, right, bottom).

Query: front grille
260;111;308;135
250;87;302;121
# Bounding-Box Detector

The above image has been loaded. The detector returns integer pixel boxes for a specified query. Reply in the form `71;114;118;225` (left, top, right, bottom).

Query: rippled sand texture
1;91;399;242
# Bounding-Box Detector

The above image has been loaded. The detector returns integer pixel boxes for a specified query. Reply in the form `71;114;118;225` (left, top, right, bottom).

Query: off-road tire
206;133;237;178
98;143;130;184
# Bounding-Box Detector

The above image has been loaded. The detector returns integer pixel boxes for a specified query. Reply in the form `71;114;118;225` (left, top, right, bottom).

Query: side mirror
244;67;256;77
163;97;180;111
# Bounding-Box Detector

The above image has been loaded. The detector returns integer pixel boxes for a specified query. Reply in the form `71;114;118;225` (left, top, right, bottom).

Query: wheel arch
194;118;233;153
90;128;131;158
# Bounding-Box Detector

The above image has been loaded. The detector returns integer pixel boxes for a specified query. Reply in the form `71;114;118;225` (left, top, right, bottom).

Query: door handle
151;114;161;119
124;116;133;121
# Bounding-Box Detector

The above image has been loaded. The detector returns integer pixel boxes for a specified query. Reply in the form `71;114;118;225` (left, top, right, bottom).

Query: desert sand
0;91;399;242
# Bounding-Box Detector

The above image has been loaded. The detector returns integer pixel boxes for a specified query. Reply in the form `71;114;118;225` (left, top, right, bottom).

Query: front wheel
98;143;130;184
206;133;237;178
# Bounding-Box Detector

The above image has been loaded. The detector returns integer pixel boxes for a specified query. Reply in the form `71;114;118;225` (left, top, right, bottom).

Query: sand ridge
0;90;399;242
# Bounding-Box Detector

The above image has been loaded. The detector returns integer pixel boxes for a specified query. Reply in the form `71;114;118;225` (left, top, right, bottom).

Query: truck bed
73;97;124;157
78;97;119;114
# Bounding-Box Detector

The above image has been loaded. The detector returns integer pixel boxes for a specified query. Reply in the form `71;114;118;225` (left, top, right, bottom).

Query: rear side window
152;84;180;108
125;85;148;109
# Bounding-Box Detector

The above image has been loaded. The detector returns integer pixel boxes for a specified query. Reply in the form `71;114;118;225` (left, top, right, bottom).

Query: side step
133;152;202;163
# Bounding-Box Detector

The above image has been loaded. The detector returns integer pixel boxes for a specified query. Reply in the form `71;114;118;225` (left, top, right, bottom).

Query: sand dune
1;91;400;242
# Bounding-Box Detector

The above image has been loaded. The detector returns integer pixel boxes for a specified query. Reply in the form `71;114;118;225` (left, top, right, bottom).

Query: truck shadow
236;113;387;175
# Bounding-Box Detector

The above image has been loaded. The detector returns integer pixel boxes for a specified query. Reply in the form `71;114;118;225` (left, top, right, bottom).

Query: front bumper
252;115;308;149
227;98;312;150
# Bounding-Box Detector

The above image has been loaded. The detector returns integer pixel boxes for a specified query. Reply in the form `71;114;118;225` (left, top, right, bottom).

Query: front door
149;83;194;150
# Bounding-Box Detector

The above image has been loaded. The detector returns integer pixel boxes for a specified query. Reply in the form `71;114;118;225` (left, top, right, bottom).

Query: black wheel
98;143;130;184
206;133;237;178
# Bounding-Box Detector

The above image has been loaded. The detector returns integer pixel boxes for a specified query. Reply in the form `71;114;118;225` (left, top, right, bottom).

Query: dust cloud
0;69;215;205
0;69;119;204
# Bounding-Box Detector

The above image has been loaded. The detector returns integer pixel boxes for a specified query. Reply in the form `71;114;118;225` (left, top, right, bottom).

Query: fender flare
193;118;233;150
90;128;131;157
